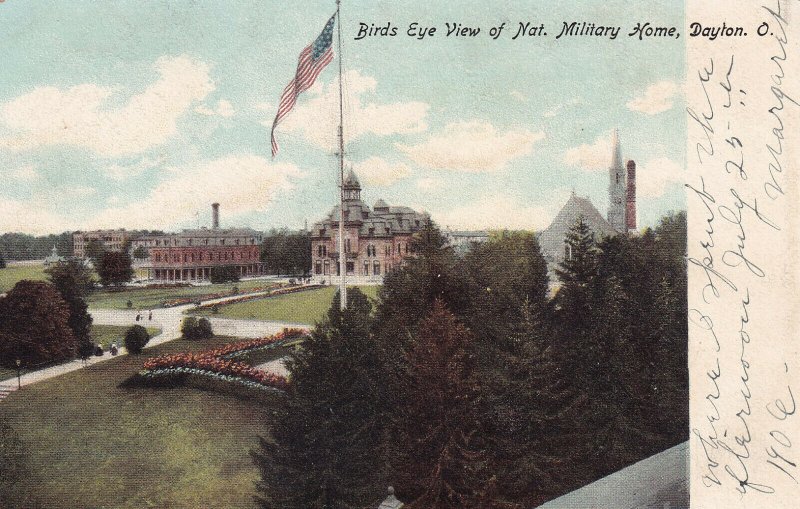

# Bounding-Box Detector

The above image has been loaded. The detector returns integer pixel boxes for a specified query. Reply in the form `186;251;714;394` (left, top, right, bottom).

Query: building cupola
343;168;361;201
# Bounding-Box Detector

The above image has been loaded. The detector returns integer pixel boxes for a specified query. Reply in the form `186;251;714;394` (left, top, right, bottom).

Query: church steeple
607;129;626;232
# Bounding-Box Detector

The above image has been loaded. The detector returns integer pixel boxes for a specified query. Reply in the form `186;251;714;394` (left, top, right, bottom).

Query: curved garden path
0;289;310;390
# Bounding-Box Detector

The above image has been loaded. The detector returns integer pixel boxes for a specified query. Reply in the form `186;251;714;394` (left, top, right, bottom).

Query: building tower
343;168;361;202
607;129;626;232
625;160;637;233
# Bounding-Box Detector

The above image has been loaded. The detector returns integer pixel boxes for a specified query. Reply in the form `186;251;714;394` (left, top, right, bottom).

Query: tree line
252;211;687;508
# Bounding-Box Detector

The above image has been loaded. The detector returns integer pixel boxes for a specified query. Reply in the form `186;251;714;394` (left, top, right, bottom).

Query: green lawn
86;279;278;310
191;285;380;325
0;325;162;382
0;264;48;292
90;324;161;349
0;335;281;509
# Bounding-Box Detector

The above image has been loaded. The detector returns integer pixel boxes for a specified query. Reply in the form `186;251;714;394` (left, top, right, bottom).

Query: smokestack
625;160;636;233
212;203;220;229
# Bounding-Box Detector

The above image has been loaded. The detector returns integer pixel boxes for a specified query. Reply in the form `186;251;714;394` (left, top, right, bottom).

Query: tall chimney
212;203;220;229
625;160;636;233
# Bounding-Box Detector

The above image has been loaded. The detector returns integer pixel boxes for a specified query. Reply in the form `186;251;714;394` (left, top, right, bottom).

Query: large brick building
310;170;428;284
73;229;131;258
141;204;265;281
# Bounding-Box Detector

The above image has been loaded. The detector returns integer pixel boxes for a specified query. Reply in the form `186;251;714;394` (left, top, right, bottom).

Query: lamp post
15;358;21;389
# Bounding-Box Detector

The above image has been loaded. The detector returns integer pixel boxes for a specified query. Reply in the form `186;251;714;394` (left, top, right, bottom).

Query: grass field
86;279;278;310
0;325;162;382
90;324;161;349
0;264;48;292
191;285;380;325
0;335;283;509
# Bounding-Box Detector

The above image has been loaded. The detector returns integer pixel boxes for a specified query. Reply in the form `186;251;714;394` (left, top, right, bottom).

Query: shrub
124;325;150;354
181;317;199;340
209;265;240;284
196;318;214;339
181;317;213;340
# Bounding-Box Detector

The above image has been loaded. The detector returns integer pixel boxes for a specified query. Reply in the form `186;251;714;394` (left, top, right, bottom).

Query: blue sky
0;0;685;235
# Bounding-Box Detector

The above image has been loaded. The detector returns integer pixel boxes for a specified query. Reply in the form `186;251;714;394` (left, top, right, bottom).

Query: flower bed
161;285;278;308
192;284;323;312
139;328;307;392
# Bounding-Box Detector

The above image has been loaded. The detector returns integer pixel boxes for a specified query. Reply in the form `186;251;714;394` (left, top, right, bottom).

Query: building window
318;245;323;257
346;261;354;275
324;260;330;275
315;261;322;275
373;261;381;275
363;261;369;275
345;238;351;253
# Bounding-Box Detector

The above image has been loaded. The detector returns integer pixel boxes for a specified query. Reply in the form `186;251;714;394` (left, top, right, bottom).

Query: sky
0;0;685;235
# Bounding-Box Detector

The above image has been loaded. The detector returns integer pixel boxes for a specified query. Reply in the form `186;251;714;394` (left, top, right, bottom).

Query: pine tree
483;298;584;506
252;288;387;509
388;300;489;509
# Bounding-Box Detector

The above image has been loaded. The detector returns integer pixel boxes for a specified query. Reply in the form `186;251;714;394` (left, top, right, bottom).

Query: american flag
271;14;336;157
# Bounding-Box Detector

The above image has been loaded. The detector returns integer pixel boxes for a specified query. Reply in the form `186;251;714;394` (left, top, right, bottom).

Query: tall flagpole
336;0;347;310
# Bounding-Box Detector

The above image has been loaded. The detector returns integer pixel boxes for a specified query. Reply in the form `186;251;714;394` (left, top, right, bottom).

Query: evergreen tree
45;260;94;358
0;251;6;269
553;216;600;386
388;300;489;509
253;288;387;509
482;299;584;506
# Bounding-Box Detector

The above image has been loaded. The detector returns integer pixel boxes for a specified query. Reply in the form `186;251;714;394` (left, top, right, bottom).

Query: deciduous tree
0;281;77;367
96;251;134;287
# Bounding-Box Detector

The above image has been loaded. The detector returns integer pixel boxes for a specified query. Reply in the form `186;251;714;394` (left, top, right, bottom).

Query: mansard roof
312;199;427;237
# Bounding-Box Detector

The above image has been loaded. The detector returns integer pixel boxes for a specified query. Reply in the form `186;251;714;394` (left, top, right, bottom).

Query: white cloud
635;157;684;198
268;70;429;152
626;81;680;115
215;99;235;118
9;165;40;181
351;157;411;186
195;104;216;116
510;90;528;103
0;55;214;157
415;177;445;192
87;154;301;230
195;99;235;118
105;157;162;181
431;191;569;231
543;97;583;118
397;121;544;173
0;199;74;235
563;132;614;170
